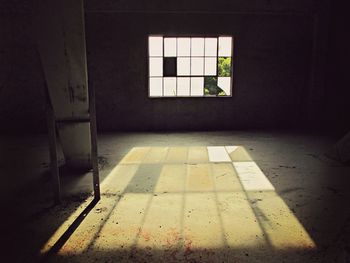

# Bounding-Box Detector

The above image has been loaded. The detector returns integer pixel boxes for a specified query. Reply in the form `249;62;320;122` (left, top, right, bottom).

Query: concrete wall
0;1;46;133
325;0;350;135
86;12;313;131
0;0;335;133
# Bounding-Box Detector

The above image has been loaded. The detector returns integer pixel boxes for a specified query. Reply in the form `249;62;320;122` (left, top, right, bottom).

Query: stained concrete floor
1;131;350;262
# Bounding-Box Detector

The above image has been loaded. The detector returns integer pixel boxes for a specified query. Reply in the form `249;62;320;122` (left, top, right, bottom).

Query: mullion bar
178;55;218;57
203;38;206;88
216;37;220;81
164;75;217;78
176;37;178;96
162;37;165;96
189;37;192;96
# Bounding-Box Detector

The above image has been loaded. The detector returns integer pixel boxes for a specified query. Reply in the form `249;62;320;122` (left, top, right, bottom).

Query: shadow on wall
40;146;317;262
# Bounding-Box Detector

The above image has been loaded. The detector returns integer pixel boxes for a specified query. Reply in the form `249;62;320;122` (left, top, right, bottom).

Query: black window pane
163;57;177;77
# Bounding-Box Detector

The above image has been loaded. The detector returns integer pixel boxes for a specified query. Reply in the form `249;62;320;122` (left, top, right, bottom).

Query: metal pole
89;84;100;200
83;0;100;200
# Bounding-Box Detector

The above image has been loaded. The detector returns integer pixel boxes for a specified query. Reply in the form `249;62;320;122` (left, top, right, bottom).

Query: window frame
147;34;234;98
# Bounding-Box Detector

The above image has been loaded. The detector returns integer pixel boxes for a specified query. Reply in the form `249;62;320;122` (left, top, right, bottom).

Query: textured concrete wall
0;0;335;132
325;0;350;135
0;1;46;133
86;12;314;131
85;0;315;13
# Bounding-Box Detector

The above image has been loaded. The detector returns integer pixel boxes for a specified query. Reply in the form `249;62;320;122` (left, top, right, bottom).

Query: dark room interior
1;0;350;262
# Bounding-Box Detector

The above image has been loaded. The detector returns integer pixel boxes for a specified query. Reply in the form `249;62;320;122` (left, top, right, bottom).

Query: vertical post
36;28;61;204
46;95;61;204
89;83;100;200
82;0;100;200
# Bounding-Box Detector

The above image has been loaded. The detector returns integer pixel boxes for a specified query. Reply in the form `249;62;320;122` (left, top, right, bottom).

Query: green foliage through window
218;57;231;77
204;77;226;96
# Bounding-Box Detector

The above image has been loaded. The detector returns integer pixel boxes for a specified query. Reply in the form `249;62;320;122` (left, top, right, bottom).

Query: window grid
149;36;233;97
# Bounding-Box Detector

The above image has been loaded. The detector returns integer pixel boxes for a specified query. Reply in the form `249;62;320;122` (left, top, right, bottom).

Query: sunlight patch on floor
40;146;316;260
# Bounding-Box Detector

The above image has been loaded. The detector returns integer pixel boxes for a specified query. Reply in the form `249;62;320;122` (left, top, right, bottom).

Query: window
148;36;233;97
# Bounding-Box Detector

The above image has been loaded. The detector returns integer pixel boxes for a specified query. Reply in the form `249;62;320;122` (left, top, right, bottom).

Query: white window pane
177;77;190;96
218;37;232;57
149;36;163;56
177;38;190;56
191;77;204;96
205;38;217;56
149;77;163;97
204;57;217;76
149;57;163;77
164;77;177;96
218;77;231;96
164;38;176;57
191;57;204;76
177;57;190;76
191;38;204;56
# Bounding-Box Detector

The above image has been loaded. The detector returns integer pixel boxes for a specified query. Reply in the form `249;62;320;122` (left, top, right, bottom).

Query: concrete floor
1;131;350;262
